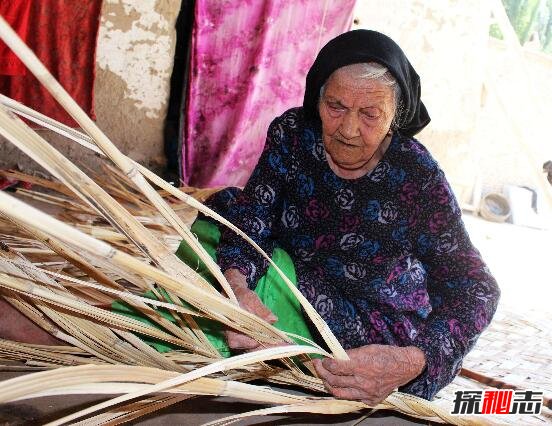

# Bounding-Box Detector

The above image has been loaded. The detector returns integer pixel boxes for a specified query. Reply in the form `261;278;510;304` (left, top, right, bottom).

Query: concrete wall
352;0;552;213
476;40;552;189
0;0;181;174
352;0;490;201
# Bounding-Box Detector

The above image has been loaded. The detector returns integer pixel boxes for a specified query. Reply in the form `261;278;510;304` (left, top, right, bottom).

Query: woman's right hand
224;269;278;351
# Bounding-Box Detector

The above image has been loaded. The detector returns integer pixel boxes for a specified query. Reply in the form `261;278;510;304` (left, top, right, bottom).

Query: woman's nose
339;111;360;139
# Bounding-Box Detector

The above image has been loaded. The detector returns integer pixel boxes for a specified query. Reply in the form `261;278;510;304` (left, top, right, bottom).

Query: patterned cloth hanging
0;0;102;127
182;0;356;187
0;0;31;76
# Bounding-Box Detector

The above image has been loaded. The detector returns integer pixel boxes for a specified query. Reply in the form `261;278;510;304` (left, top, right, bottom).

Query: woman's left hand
313;344;426;406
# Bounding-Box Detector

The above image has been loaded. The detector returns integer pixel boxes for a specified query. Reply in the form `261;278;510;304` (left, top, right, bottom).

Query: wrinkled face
318;67;396;175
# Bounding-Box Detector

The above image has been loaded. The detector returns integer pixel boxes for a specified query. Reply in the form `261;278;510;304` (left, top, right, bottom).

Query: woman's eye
327;102;345;112
362;110;380;120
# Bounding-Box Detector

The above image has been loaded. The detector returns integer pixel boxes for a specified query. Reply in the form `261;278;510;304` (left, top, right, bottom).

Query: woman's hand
224;269;278;351
313;344;426;406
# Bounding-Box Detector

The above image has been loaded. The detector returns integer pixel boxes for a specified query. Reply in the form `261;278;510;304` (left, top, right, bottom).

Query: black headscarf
303;30;430;137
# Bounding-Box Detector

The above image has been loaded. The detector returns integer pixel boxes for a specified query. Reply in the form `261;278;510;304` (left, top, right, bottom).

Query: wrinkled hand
225;285;278;350
313;344;426;406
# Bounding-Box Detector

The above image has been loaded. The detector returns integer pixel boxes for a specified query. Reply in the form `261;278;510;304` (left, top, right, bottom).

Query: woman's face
318;68;396;176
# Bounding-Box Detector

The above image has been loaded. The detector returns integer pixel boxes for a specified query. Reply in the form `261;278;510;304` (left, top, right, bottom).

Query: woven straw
434;307;552;425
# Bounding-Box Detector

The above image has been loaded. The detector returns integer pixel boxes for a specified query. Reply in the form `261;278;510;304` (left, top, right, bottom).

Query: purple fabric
183;0;355;187
205;108;500;400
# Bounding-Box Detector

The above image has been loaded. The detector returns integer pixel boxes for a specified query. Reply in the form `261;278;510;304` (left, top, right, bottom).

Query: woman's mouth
334;138;360;148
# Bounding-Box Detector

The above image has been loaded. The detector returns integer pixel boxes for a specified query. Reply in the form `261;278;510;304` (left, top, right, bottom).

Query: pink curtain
183;0;356;187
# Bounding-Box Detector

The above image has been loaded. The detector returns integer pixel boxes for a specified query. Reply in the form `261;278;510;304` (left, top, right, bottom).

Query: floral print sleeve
212;116;289;287
400;168;501;399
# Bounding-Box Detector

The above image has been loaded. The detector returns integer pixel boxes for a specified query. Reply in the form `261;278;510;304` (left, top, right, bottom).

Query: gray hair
319;62;405;130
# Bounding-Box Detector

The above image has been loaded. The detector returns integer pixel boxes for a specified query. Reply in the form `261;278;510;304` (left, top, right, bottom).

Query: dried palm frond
0;15;493;426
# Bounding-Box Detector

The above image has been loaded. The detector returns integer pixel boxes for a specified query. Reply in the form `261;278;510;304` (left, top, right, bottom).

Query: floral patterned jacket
207;107;500;400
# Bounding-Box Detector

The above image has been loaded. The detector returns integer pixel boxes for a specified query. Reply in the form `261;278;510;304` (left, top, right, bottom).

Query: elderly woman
192;29;500;404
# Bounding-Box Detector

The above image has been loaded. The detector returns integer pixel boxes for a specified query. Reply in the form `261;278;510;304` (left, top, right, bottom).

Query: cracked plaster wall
1;0;181;174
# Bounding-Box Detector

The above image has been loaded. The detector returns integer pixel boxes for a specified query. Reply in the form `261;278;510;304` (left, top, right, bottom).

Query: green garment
112;219;315;357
